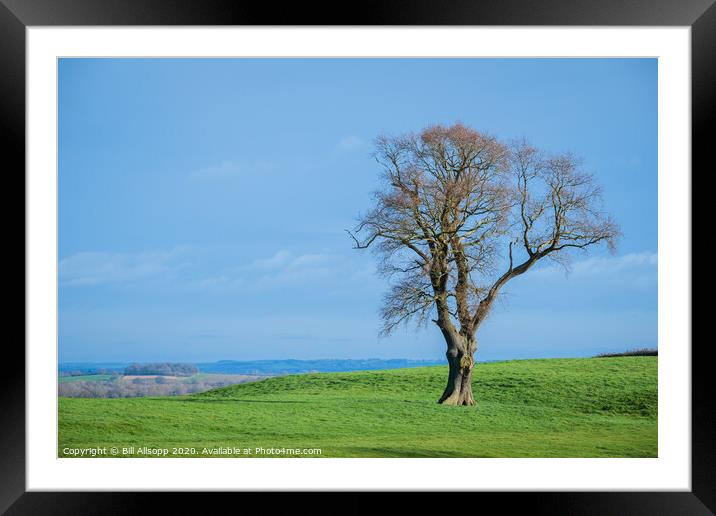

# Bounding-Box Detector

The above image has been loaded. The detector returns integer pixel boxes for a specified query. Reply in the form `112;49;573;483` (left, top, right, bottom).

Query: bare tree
350;124;619;405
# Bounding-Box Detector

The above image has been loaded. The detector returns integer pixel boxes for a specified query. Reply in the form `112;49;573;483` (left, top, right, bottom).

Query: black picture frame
3;1;708;513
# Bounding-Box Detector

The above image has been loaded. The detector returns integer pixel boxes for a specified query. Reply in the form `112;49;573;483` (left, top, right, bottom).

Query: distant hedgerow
123;362;199;376
594;348;657;358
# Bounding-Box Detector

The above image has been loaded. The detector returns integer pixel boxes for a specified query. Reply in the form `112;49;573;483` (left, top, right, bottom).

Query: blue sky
58;58;657;363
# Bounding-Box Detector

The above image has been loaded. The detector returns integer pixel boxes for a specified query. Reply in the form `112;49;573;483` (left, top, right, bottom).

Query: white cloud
191;275;245;290
284;253;331;271
249;249;292;270
254;252;334;288
245;250;332;275
531;251;657;279
189;160;242;180
59;248;189;287
193;250;337;291
336;135;364;153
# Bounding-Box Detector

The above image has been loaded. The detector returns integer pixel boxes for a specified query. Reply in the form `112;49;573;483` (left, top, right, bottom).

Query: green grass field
58;357;657;458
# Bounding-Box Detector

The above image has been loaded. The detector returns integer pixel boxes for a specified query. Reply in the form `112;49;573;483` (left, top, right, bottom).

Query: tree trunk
438;338;476;406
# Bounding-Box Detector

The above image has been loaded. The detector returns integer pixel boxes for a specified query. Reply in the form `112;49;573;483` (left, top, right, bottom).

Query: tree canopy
350;123;620;405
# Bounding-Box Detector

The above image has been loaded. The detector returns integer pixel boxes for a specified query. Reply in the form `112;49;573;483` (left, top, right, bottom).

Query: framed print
3;0;710;513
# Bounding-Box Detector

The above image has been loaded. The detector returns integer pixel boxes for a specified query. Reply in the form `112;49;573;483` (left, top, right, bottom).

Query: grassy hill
58;357;657;458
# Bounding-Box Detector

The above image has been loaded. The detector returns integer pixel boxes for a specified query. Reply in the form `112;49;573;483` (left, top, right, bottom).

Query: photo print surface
58;58;657;458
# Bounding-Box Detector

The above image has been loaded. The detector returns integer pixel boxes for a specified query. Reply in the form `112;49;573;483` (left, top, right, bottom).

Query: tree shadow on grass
341;447;488;458
161;397;310;404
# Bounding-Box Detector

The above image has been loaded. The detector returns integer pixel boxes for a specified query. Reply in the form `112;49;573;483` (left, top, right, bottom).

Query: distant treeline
59;368;120;377
199;358;444;375
58;374;266;398
595;348;658;358
123;362;198;376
